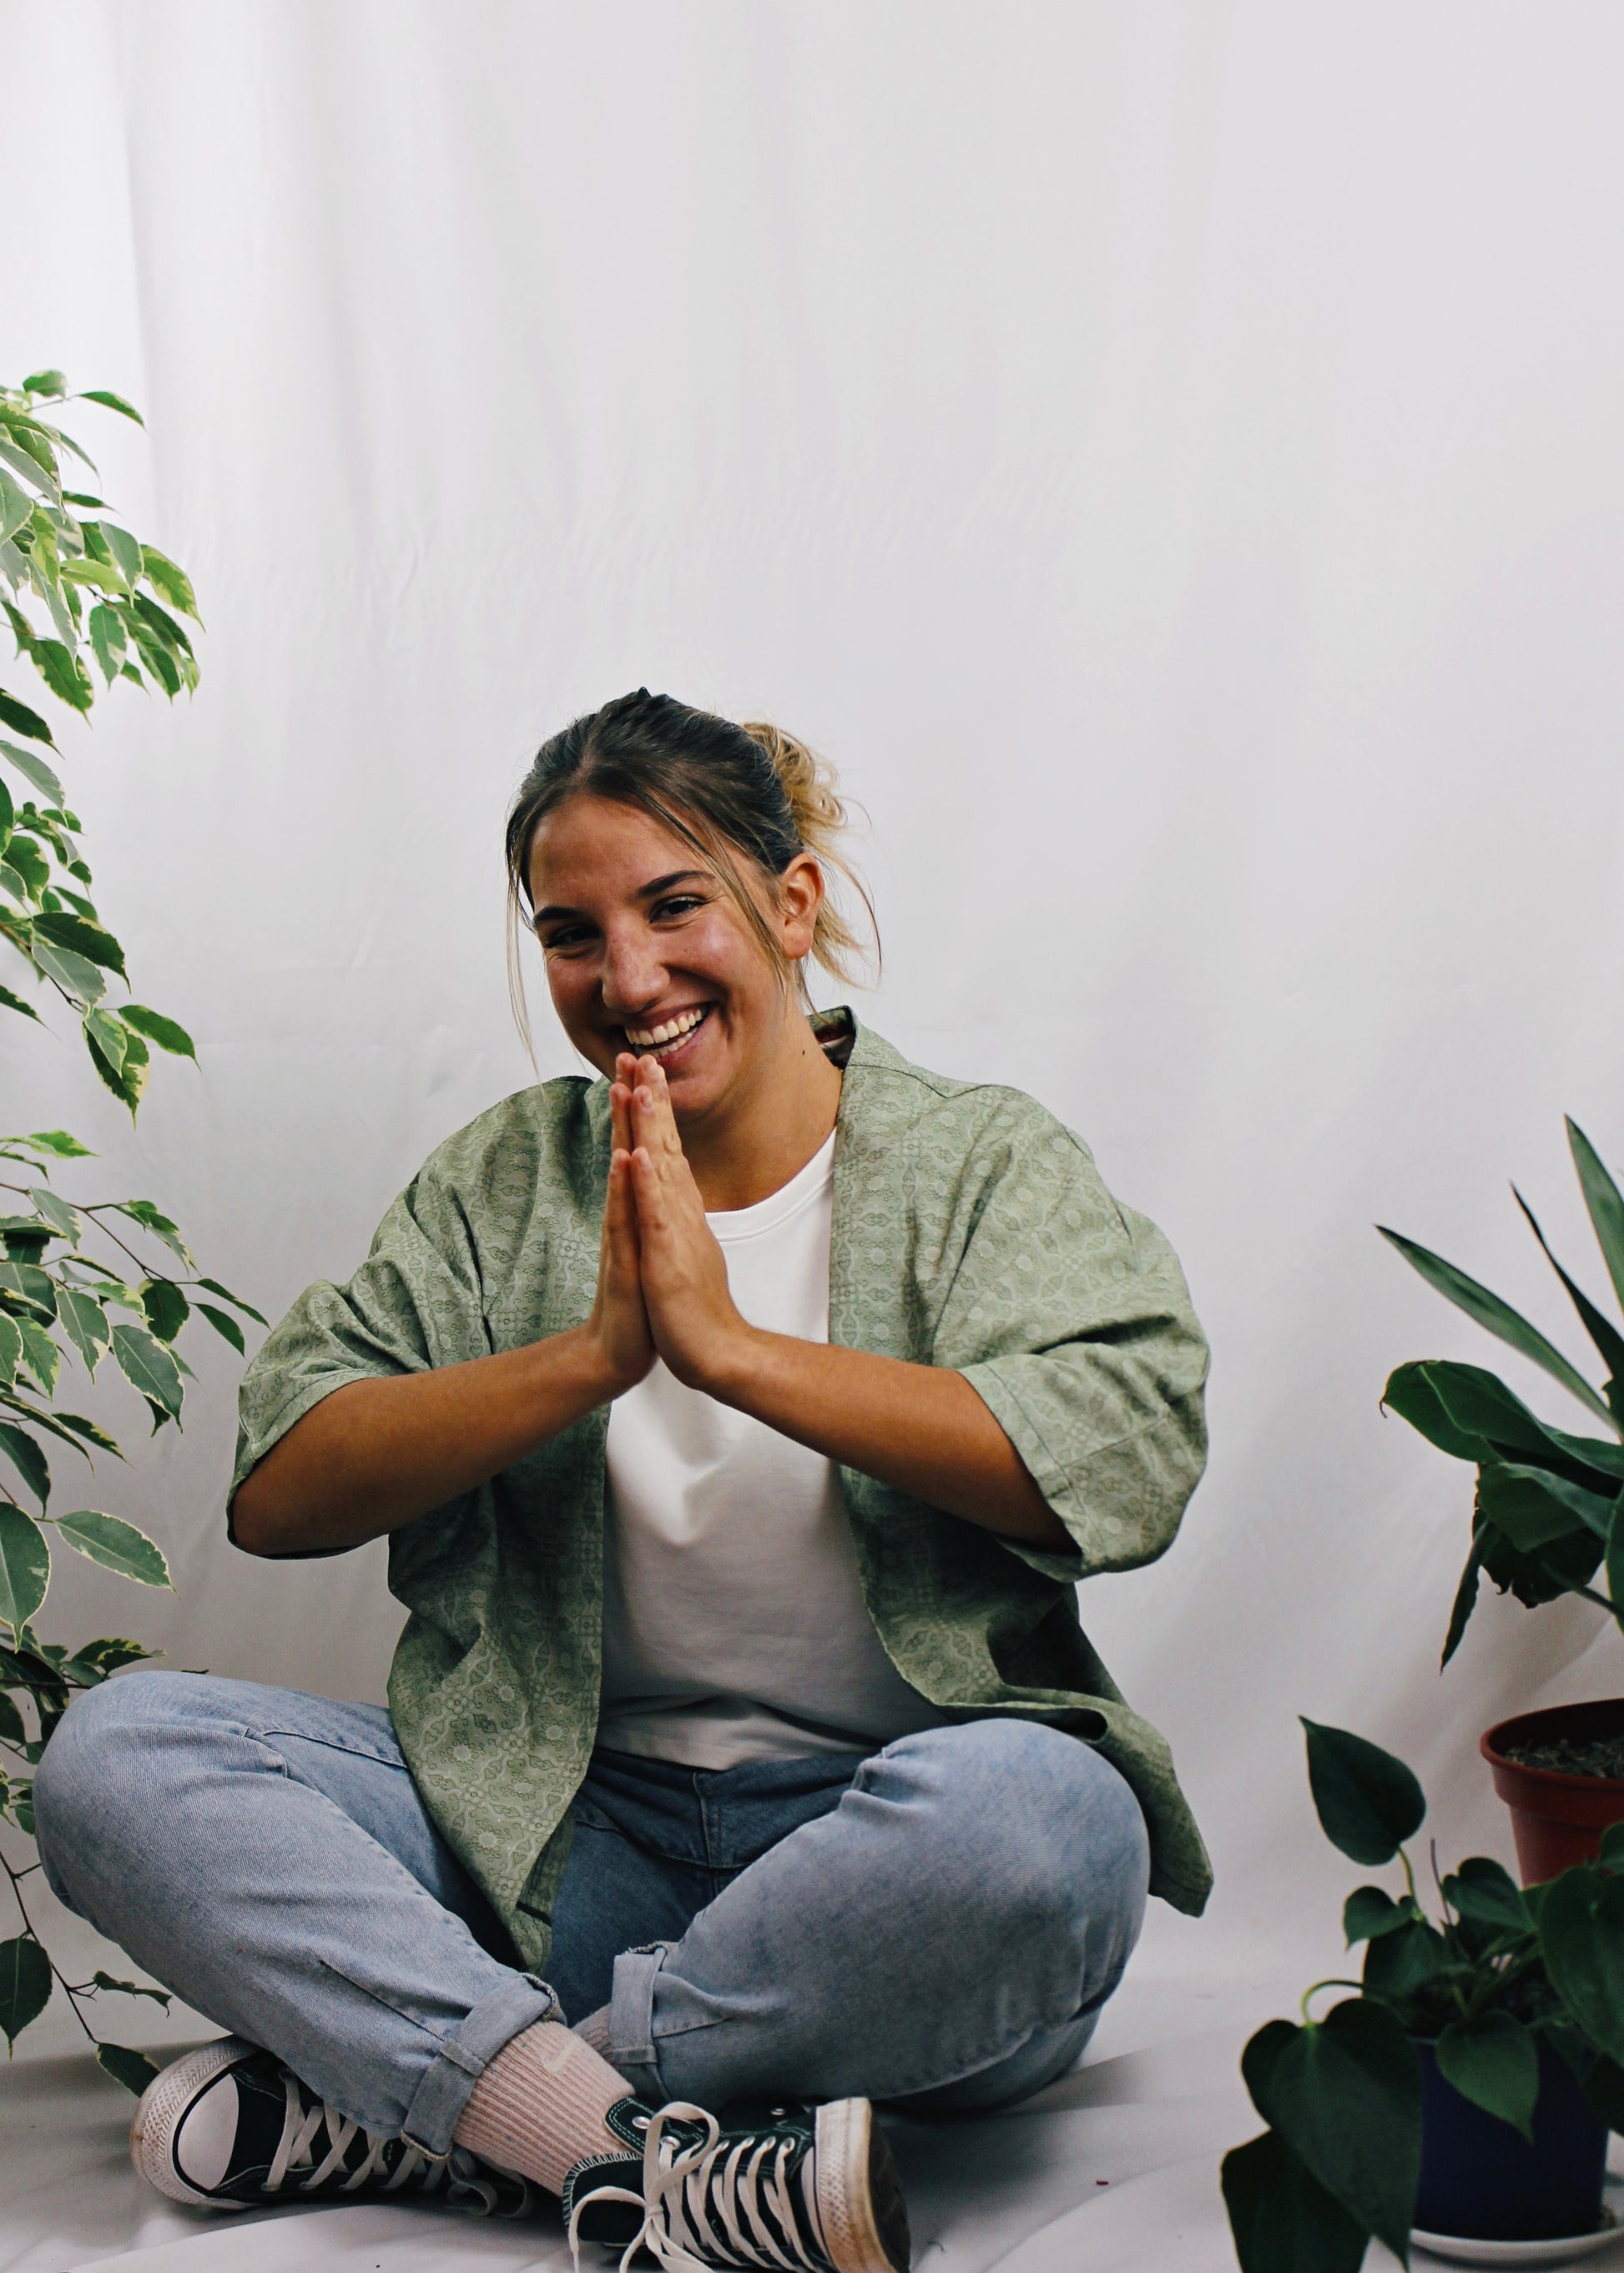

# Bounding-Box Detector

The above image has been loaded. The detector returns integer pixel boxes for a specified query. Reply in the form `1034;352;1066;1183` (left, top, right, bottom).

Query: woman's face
527;794;820;1121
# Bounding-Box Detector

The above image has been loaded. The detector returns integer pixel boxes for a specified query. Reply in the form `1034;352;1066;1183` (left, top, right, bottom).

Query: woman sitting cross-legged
33;691;1211;2273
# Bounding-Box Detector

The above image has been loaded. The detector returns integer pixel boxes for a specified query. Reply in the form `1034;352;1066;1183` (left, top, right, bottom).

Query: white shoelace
569;2103;831;2273
264;2069;532;2214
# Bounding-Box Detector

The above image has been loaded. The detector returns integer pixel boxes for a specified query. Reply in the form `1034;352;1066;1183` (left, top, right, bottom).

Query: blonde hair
506;690;880;1009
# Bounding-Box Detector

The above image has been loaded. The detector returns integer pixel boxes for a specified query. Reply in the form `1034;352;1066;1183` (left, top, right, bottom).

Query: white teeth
624;1006;708;1050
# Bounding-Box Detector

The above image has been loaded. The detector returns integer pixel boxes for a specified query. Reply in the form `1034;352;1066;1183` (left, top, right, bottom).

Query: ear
775;852;825;962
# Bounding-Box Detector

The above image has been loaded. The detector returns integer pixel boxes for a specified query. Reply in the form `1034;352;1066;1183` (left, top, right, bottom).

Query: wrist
554;1322;640;1409
698;1322;777;1409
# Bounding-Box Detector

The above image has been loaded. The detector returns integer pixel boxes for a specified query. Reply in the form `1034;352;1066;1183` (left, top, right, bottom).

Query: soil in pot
1414;2037;1609;2243
1482;1699;1624;1882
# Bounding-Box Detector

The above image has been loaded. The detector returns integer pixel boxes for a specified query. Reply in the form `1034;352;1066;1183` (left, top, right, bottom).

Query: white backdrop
6;0;1624;1968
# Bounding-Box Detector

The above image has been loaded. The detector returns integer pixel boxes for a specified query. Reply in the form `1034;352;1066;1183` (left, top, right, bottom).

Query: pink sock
453;2020;631;2195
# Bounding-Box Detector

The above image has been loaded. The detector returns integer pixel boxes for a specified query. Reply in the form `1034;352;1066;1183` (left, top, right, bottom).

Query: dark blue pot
1413;2036;1609;2242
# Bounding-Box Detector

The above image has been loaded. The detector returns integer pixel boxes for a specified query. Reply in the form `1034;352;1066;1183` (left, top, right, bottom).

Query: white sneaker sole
131;2035;255;2210
814;2099;910;2273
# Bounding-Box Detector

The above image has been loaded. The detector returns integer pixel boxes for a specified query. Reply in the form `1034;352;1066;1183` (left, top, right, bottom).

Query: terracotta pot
1481;1698;1624;1883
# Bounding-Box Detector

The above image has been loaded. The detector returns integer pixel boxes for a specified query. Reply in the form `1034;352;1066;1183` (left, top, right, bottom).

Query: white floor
0;1912;1608;2273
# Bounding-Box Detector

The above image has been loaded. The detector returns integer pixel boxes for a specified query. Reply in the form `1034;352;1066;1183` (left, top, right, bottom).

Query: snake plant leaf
1437;2010;1540;2140
1379;1227;1612;1426
1242;2002;1421;2263
1303;1720;1426;1865
1514;1187;1624;1413
1222;2129;1371;2273
0;1504;49;1627
1540;1864;1624;2066
1476;1459;1616;1551
1568;1121;1624;1321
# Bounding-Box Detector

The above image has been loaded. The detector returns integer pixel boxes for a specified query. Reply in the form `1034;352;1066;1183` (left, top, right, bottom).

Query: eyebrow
531;869;712;926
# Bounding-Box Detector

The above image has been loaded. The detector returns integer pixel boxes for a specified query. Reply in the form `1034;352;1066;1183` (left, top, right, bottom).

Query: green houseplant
1223;1721;1624;2269
0;370;260;2089
1380;1123;1624;1875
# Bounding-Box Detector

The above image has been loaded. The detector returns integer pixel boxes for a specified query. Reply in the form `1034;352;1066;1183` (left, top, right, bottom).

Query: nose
598;920;668;1019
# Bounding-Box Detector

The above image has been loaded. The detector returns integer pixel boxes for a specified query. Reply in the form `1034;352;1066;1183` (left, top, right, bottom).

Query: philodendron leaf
95;2042;159;2094
1303;1720;1426;1866
0;1933;51;2049
1222;2129;1370;2273
54;1510;170;1589
1597;1821;1624;1869
1568;1121;1624;1321
1379;1227;1613;1426
1443;1857;1531;1937
0;1504;49;1628
110;1323;182;1424
1540;1864;1624;2066
1344;1886;1415;1946
1242;2000;1421;2263
1362;1916;1451;2004
1436;2010;1541;2140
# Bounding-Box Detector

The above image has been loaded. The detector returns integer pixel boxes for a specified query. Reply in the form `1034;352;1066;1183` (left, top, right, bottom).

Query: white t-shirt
597;1131;946;1770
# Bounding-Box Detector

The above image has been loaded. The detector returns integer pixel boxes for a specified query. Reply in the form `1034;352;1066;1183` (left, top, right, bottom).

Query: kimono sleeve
228;1162;493;1520
936;1104;1209;1583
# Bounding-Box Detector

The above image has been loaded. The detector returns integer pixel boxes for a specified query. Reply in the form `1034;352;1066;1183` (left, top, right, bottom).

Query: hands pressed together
587;1052;756;1399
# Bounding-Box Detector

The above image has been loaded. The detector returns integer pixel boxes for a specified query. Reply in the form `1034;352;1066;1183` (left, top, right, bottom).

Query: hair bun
739;721;846;852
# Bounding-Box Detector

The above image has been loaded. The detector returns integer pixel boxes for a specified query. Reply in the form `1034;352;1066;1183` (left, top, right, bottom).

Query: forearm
710;1332;1070;1548
231;1326;621;1556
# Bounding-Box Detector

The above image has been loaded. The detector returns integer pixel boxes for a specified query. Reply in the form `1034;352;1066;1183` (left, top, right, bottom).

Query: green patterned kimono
232;1011;1213;1967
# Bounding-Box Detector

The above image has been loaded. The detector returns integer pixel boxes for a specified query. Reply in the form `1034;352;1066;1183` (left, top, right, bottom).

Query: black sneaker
564;2094;910;2273
131;2036;537;2216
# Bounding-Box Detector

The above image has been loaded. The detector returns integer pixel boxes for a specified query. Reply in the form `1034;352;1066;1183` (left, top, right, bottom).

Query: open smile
619;1004;714;1061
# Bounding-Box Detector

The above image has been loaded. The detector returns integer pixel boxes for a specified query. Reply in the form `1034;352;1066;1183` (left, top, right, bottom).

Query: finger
633;1066;684;1160
611;1080;633;1156
629;1146;668;1227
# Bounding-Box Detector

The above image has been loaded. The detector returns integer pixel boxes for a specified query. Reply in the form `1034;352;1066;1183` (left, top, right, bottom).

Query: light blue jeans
33;1674;1149;2160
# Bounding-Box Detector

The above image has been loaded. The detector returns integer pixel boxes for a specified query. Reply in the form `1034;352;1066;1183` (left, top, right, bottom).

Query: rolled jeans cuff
401;1972;559;2155
607;1941;675;2102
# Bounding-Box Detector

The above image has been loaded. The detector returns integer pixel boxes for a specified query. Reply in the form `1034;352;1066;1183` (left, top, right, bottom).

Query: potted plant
1223;1720;1624;2268
1381;1121;1624;1877
0;370;260;2088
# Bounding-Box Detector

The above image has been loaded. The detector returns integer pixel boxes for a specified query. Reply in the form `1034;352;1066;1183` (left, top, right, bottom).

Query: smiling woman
28;690;1211;2273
